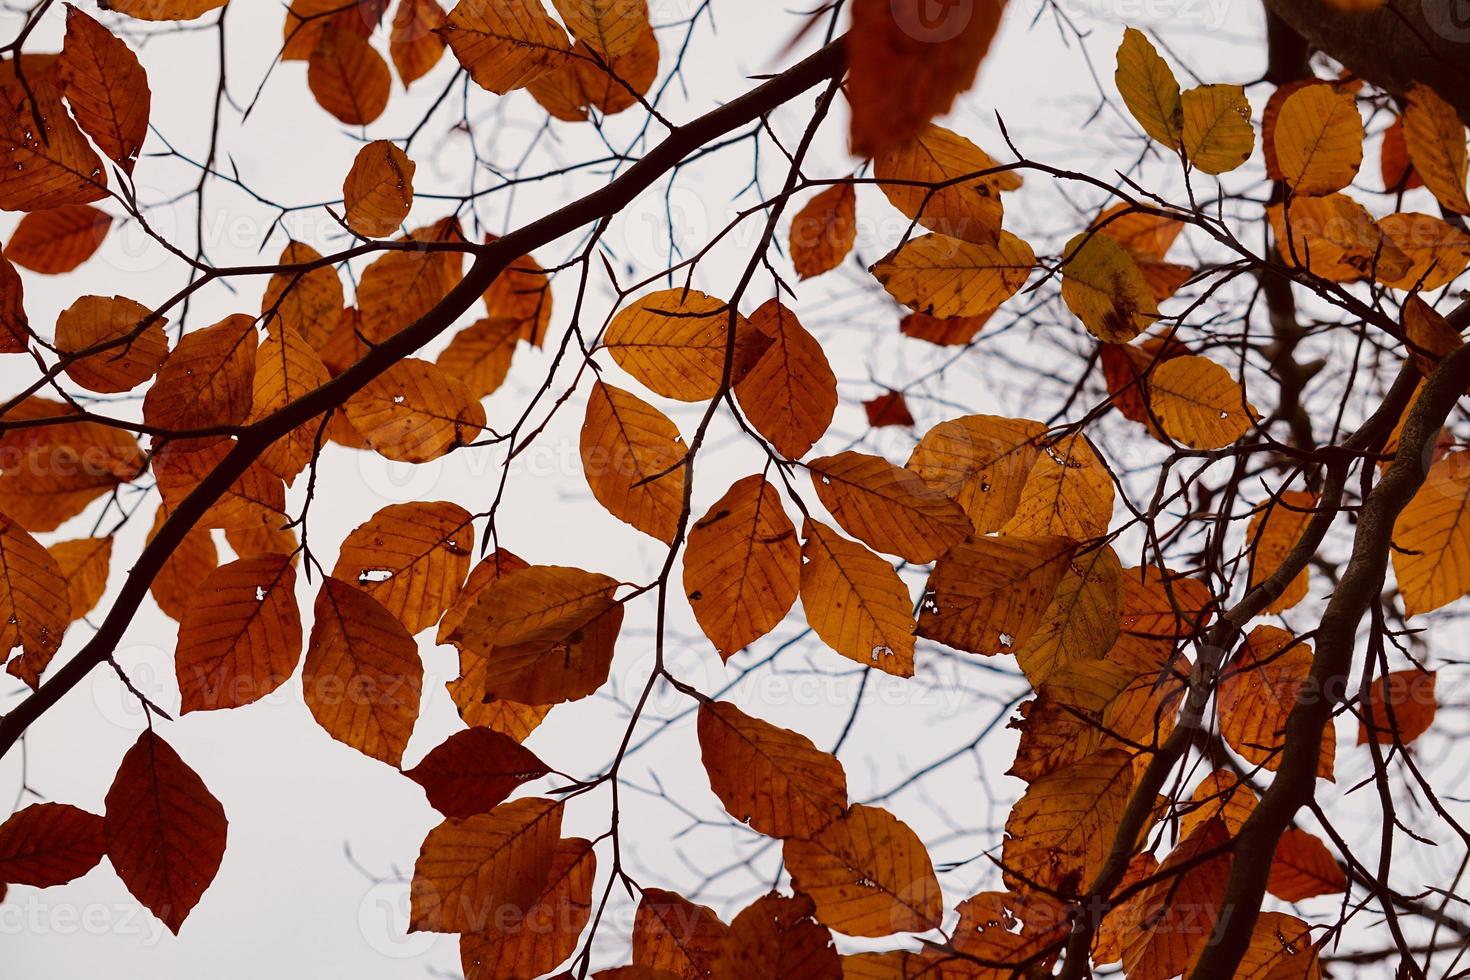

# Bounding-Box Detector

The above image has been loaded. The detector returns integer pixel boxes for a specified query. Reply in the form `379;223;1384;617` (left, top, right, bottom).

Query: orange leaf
870;232;1034;318
142;313;257;432
549;0;648;59
696;699;848;840
4;204;111;273
1402;83;1470;214
863;391;914;429
176;553;302;713
343;357;486;462
103;731;228;934
260;241;344;349
153;438;288;531
874;123;1014;245
1268;828;1347;902
344;141;416;238
790;184;856;280
409;796;563;932
1376;212;1470;291
581;381;687;543
784;804;943;937
1149;354;1257;449
0;247;27;351
1014;544;1123;686
709;891;841;980
0;513;70;688
1247;490;1317;612
47;536;112;624
305;576;423;766
331;500;474;634
605;289;770;402
732;299;837;460
55;295;166;393
633;888;730;979
439;548;530;644
799;519;916;676
1393;451;1470;616
148;507;219;621
459;836;596;979
1121;820;1230;979
1001;748;1133;895
684;475;800;659
482;242;553;345
1358;669;1437;745
1000;433;1114;540
905;414;1045;533
917;534;1074;656
390;0;448;87
809;450;972;562
0;397;145;531
441;0;572;95
0;56;108;211
847;0;1006;158
59;6;151;173
1218;626;1335;779
308;24;391;125
102;0;227;19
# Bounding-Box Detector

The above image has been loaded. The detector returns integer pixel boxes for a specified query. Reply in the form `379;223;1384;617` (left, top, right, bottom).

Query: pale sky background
2;1;1463;978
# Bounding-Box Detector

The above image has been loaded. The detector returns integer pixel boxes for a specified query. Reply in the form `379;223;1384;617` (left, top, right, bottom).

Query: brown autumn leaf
0;247;27;351
482;242;553;345
226;523;298;562
799;519;916;677
916;534;1075;656
1121;820;1230;979
448;648;554;738
946;890;1071;977
437;317;520;399
449;564;619;650
5;204;112;273
905;415;1046;533
355;222;465;343
55;295;167;393
1180;769;1257;840
0;513;70;689
405;727;551;818
790;184;856;280
308;24;391;125
0;56;108;211
633;888;729;979
441;0;572;95
47;536;112;624
101;0;227;19
459;836;596;979
1218;626;1335;780
1268;828;1347;902
305;576;424;766
1181;83;1254;174
249;328;332;483
1000;433;1114;541
605;289;769;402
260;241;344;349
581;380;687;543
870;232;1034;318
550;0;647;59
1403;294;1463;380
696;699;848;840
1247;490;1317;613
847;0;1006;158
1381;116;1423;192
683;475;800;659
1014;544;1123;686
0;802;106;887
142;313;257;432
899;310;992;346
709;891;842;980
1273;83;1363;196
59;6;151;174
1402;83;1470;214
281;0;383;59
343;356;486;463
863;391;915;429
1358;669;1437;745
391;0;448;87
1393;451;1470;617
175;554;302;713
104;731;228;935
1377;212;1470;292
1268;193;1411;284
1000;748;1133;896
331;500;473;635
344;141;416;238
153;438;288;532
149;507;219;621
874;123;1016;245
460;600;623;706
409;796;563;933
0;397;145;531
732;299;837;460
1235;912;1322;979
527;25;659;119
439;548;530;644
808;451;972;562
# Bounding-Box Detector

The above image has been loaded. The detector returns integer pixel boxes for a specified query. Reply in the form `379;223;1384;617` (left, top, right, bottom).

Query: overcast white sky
4;1;1457;978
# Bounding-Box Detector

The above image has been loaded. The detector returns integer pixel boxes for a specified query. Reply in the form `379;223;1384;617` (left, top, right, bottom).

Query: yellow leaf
905;415;1047;532
1181;83;1254;174
874;124;1015;245
581;381;686;543
799;520;915;677
696;700;848;839
1115;28;1182;149
343;357;486;463
304;576;423;766
1000;433;1114;540
1392;451;1470;616
808;450;973;563
441;0;572;94
917;534;1074;656
47;537;112;625
870;232;1034;318
1376;212;1470;291
604;289;769;402
1149;354;1256;449
783;804;942;937
1234;911;1322;979
1247;490;1317;612
1274;84;1363;195
331;501;473;635
176;554;302;713
1268;193;1411;283
549;0;647;60
437;317;520;399
1403;83;1470;214
343;141;415;238
684;475;800;659
1060;231;1159;343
